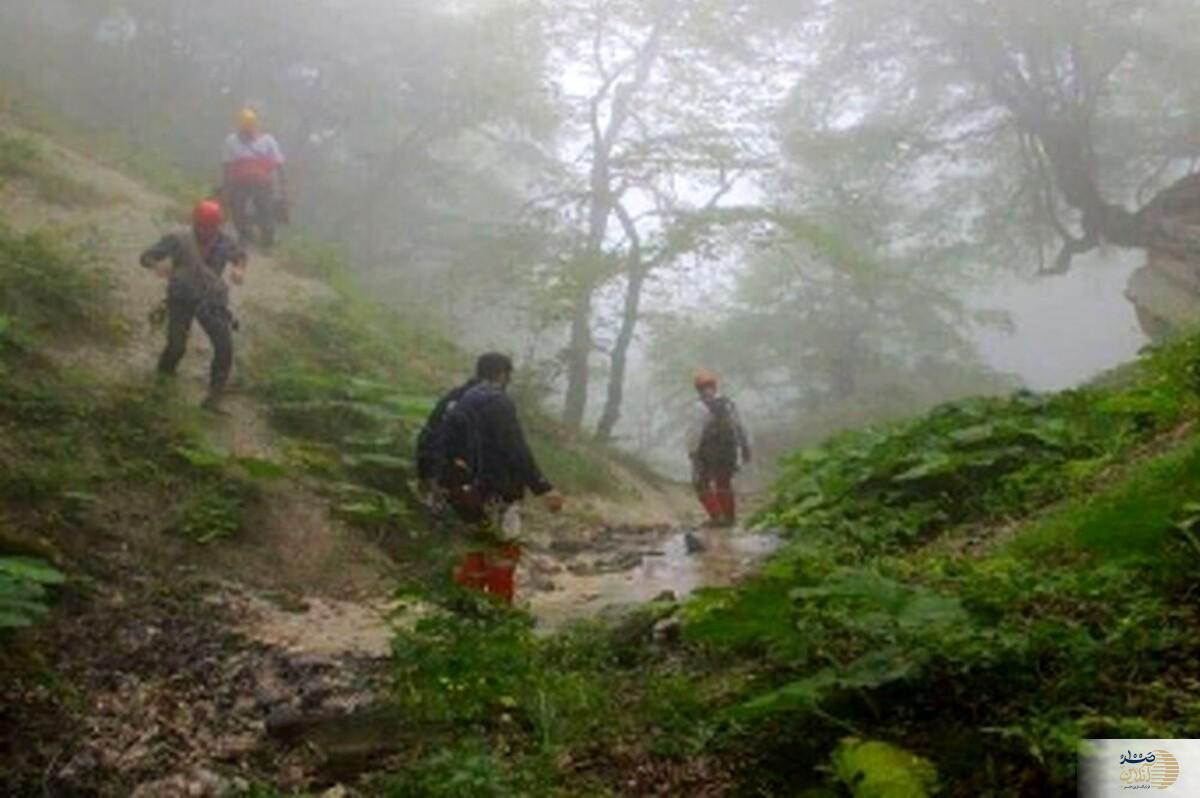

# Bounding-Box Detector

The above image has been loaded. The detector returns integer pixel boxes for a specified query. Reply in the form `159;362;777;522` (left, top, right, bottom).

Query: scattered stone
593;551;644;573
131;767;231;798
527;572;558;592
549;538;587;556
652;616;683;645
653;590;677;603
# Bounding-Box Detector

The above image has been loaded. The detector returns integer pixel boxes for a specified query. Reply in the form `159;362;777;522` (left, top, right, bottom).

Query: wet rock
549;538;587;556
593;551;644;573
683;531;707;554
527;572;558;592
267;704;407;755
530;557;563;575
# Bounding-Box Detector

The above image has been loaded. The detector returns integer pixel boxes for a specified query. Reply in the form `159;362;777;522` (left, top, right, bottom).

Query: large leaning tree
768;0;1200;332
528;0;782;437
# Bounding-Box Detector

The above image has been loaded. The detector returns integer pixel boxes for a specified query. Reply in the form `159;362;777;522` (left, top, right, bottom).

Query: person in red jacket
222;107;286;249
686;369;751;527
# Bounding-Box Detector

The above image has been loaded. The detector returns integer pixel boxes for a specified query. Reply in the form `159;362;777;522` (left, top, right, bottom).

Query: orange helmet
192;199;224;232
693;369;718;390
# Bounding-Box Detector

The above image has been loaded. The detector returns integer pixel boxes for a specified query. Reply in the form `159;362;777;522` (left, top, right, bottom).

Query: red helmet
693;369;718;390
192;200;224;232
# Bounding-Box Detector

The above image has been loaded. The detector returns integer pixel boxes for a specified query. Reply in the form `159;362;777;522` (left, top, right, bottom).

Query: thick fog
2;0;1197;474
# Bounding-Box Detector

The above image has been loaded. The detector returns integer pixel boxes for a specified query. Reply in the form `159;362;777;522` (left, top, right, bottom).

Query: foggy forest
2;1;1199;796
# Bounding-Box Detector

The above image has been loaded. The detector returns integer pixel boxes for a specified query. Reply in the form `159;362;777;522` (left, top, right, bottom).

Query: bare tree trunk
562;284;595;429
559;6;674;429
595;265;647;443
562;149;613;428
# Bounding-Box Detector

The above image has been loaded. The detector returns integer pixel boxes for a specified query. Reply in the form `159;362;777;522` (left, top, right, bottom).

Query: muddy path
1;517;778;795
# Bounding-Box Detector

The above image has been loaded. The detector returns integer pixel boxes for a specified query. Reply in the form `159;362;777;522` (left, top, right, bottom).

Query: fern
0;556;65;629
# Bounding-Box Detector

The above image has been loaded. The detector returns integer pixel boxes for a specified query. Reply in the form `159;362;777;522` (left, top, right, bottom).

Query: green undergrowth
0;216;281;624
0;131;102;207
369;331;1200;796
376;593;720;797
0;223;123;352
0;556;66;629
759;332;1200;554
670;331;1200;794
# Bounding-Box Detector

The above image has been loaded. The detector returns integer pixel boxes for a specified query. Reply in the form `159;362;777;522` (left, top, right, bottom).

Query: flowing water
520;524;780;630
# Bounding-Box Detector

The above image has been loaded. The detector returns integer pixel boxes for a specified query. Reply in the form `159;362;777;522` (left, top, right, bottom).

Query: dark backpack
439;382;494;489
699;396;740;468
416;380;476;482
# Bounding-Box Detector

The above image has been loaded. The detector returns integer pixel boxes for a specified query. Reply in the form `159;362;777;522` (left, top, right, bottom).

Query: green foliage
259;370;428;538
0;132;100;206
332;482;412;532
166;480;251;544
760;334;1200;554
380;743;529;798
164;443;288;544
388;600;681;794
665;333;1200;792
832;740;937;798
0;556;65;629
392;607;612;739
0;132;41;179
277;235;351;284
251;280;625;525
0;223;120;348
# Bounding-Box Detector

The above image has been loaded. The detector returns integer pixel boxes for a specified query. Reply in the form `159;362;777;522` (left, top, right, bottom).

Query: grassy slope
676;332;1200;795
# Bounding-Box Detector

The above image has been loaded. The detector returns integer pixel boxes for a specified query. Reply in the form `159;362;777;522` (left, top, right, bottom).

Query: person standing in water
686;369;751;527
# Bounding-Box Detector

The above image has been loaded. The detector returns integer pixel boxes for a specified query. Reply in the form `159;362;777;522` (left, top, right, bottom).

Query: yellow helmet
237;107;259;133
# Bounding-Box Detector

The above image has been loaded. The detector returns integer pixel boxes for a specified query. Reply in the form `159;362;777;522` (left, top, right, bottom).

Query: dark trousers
157;298;233;393
226;180;275;247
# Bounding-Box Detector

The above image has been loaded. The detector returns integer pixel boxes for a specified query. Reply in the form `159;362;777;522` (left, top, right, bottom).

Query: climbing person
140;200;246;412
437;353;564;526
221;107;287;249
686;369;751;527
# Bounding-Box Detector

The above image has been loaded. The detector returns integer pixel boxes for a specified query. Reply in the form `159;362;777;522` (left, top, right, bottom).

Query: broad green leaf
0;556;66;585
